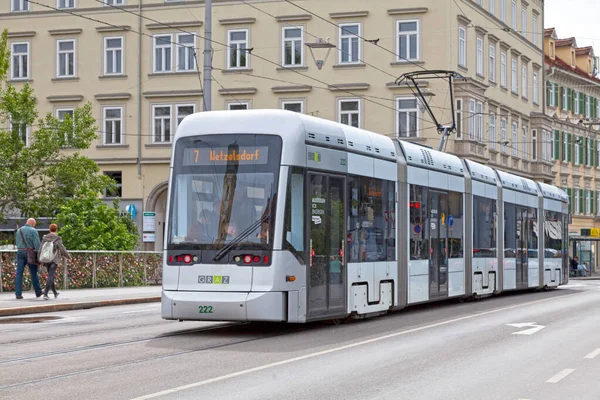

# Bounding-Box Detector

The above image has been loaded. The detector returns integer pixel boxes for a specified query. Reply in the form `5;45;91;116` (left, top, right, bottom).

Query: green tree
0;28;113;220
56;188;139;251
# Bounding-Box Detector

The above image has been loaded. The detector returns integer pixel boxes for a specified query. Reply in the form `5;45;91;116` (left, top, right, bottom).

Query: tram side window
409;184;427;260
347;175;395;262
283;167;305;260
504;203;517;257
447;191;464;258
543;210;562;257
528;208;538;258
473;196;497;258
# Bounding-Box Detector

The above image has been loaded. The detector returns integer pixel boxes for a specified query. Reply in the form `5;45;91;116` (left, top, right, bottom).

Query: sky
544;0;600;49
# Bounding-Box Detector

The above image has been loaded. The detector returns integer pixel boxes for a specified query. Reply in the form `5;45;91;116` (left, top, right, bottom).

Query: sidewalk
0;286;161;317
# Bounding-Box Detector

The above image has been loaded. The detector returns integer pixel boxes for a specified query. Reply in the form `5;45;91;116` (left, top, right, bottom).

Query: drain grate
0;316;62;324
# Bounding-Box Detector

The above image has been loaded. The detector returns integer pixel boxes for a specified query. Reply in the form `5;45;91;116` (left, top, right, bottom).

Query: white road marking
545;369;575;384
122;307;160;314
506;322;545;335
130;292;582;400
584;348;600;359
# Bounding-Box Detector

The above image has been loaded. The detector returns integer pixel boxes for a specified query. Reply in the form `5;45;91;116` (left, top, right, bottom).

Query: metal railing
0;250;163;292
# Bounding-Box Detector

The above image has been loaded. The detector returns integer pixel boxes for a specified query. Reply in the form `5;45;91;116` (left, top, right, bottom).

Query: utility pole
203;0;212;111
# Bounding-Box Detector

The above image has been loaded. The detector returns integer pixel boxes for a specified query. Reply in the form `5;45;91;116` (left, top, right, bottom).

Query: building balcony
452;140;488;163
530;161;555;182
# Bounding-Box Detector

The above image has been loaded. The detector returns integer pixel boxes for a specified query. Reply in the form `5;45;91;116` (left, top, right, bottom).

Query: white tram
162;110;569;323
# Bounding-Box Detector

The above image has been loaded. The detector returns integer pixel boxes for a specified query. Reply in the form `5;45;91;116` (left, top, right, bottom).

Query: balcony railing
0;250;163;292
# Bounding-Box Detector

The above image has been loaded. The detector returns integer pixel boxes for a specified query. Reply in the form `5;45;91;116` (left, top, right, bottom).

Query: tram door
516;206;529;289
307;173;346;318
428;190;449;299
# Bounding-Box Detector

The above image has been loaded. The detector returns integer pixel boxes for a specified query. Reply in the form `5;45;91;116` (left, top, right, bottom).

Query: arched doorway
145;181;168;252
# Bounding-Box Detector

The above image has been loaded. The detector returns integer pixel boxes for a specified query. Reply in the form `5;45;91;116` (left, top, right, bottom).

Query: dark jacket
41;233;71;265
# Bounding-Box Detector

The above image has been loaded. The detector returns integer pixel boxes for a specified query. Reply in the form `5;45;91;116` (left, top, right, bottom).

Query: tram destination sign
183;146;269;166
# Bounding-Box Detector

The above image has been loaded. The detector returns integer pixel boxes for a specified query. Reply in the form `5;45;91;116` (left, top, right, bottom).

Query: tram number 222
198;305;214;314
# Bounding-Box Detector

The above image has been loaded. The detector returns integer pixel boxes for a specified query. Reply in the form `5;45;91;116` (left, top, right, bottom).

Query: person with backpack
39;224;71;300
14;218;42;299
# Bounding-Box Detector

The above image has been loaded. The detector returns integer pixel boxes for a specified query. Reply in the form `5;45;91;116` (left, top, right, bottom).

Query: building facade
1;0;546;250
544;28;600;249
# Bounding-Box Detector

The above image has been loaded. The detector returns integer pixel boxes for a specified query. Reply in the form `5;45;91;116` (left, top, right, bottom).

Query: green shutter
568;133;572;162
554;130;560;160
580;189;585;214
570;89;575;111
584;137;588;165
554;83;559;107
567;188;572;214
560;86;564;109
580;93;585;114
562;131;566;161
596;140;599;167
546;81;551;106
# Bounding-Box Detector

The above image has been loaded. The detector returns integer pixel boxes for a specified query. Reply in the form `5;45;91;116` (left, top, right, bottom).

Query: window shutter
554;83;559;107
580;189;584;214
583;137;587;165
560;86;564;108
567;133;572;162
579;93;585;114
567;188;572;214
546;82;551;106
592;191;596;215
570;89;574;111
596;140;599;167
554;130;560;160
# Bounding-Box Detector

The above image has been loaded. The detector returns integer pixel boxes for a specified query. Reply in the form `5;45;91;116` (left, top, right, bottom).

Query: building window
597;98;600;119
521;64;527;98
397;20;419;61
339;99;360;128
597;191;600;215
476;102;483;142
532;129;537;160
575;189;581;214
103;171;122;198
533;71;539;104
9;119;29;146
563;133;568;162
153;105;171;143
522;125;527;158
58;0;75;8
476;37;483;76
176;104;195;128
549;83;557;107
227;102;249;110
339;23;360;64
227;29;248;69
588;137;593;166
490;0;495;15
12;0;29;11
282;27;303;66
511;0;517;30
500;51;507;87
397;97;418;138
104;0;124;5
586;95;591;118
10;42;29;80
104;36;123;75
575;136;581;165
575;92;580;114
56;108;75;141
511;57;517;93
103;107;123;145
589;191;594;215
597;140;600;168
489;113;496;150
455;99;463;139
521;7;527;37
501;117;507;153
282;100;304;113
500;0;506;22
153;34;172;73
562;87;568;111
458;26;466;67
176;33;195;72
489;44;496;82
469;99;476;140
532;14;538;46
511;121;518;156
56;39;76;78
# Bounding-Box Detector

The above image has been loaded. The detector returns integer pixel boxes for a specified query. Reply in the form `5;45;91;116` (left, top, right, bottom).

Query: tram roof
396;140;465;176
463;159;497;185
537;181;569;202
494;169;539;196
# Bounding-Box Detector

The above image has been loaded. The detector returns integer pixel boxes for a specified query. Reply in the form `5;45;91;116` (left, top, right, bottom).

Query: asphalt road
1;281;600;400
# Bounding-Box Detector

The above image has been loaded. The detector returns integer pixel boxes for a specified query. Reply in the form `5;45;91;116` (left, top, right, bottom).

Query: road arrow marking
506;322;546;335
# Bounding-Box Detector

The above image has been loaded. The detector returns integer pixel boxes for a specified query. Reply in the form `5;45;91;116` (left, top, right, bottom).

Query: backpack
39;240;57;263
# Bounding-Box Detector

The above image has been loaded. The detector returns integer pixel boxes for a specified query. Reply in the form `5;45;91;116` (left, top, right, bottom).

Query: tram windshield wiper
213;213;270;261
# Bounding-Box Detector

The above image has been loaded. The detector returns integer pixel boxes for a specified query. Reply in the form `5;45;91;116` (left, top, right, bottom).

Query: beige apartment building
543;28;600;262
1;0;547;250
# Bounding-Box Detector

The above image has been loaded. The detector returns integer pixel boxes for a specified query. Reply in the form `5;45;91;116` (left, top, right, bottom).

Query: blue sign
448;215;454;227
414;225;422;234
126;204;137;220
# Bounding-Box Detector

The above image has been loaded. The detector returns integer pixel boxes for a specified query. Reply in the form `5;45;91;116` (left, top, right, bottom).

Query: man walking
15;218;42;299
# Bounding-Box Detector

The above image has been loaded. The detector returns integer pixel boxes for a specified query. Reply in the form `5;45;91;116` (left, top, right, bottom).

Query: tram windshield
167;134;282;250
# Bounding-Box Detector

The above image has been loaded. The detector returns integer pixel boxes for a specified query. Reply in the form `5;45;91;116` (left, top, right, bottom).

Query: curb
0;296;161;317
